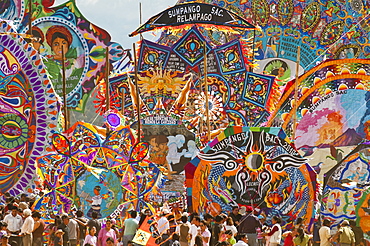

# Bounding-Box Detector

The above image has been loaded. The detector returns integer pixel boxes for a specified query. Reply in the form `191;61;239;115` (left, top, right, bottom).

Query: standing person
198;221;211;246
75;211;88;246
84;227;97;246
179;215;190;246
223;230;236;245
348;220;364;246
234;233;249;246
0;232;11;246
210;215;223;246
32;211;45;246
57;216;69;246
157;211;170;245
189;216;200;246
319;219;331;246
293;228;311;246
264;216;282;246
62;215;79;246
54;230;64;246
87;212;101;237
224;218;238;237
97;220;116;246
3;206;22;246
121;211;138;246
238;206;262;246
335;221;355;246
229;207;242;226
21;209;34;246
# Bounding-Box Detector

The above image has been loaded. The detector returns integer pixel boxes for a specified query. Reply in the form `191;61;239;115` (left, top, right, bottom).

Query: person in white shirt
4;206;23;246
157;211;170;245
84;227;97;246
234;233;249;246
199;221;211;246
21;209;34;246
189;216;200;246
319;219;331;246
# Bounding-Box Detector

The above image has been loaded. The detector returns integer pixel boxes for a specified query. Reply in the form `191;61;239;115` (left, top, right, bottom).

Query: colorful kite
185;126;317;229
0;21;58;196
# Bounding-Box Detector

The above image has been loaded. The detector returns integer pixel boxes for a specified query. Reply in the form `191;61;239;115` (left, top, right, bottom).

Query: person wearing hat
334;221;355;246
54;229;65;246
238;206;262;246
234;233;249;246
0;232;10;246
319;219;331;246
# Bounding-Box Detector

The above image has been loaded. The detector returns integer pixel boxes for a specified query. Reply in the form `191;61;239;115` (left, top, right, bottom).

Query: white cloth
84;234;97;246
68;219;79;240
3;214;23;232
189;224;199;246
234;240;249;246
201;229;211;246
269;224;281;244
21;216;34;235
225;225;238;236
319;226;331;246
157;217;170;234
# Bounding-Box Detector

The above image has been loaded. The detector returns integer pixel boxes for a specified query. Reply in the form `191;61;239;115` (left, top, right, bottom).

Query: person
234;233;249;246
32;211;45;246
105;237;115;246
87;212;101;236
0;232;11;246
179;215;190;246
238;206;262;246
97;220;116;246
21;209;34;246
84;227;97;246
189;216;200;246
210;215;223;246
122;211;138;246
229;207;242;226
75;211;88;246
54;230;64;246
293;228;311;246
199;220;211;246
335;221;355;246
348;220;363;246
171;233;180;246
62;214;79;246
319;219;331;246
224;217;238;237
3;206;22;246
265;216;282;246
224;230;236;245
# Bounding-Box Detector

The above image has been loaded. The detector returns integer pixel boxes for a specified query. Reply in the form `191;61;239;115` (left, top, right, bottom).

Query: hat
0;232;9;239
239;206;246;215
341;220;349;226
245;206;253;212
55;229;64;235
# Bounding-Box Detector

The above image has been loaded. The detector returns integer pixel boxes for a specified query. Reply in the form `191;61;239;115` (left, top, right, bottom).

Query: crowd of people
0;193;366;246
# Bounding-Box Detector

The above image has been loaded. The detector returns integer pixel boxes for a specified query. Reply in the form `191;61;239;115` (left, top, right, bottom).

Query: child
54;230;64;246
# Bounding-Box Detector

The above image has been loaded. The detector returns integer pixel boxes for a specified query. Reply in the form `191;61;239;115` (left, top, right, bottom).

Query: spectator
319;219;331;246
97;220;117;246
21;209;34;246
238;206;262;246
62;214;79;246
122;211;138;246
335;221;355;246
87;212;101;237
84;227;97;246
75;211;88;246
54;230;64;246
293;228;311;246
234;233;249;246
199;220;211;246
3;206;22;246
229;207;242;226
264;216;282;246
210;215;223;246
32;211;45;246
179;215;190;246
348;220;363;246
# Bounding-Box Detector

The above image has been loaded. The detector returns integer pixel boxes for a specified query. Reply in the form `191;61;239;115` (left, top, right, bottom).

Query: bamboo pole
293;46;301;141
28;0;32;36
121;88;125;125
105;48;110;137
204;41;211;142
133;43;141;141
61;45;69;131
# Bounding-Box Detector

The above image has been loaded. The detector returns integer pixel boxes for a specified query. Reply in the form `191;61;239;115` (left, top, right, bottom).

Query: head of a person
224;230;233;239
127;241;134;246
91;211;98;219
76;210;83;217
11;206;18;216
32;211;41;221
181;215;188;223
231;206;239;215
296;217;304;225
106;237;114;246
236;233;248;243
46;25;73;60
204;213;213;222
130;210;137;218
62;214;70;225
323;219;331;227
199;220;207;231
105;219;113;230
172;233;180;241
0;221;7;230
23;208;32;217
215;215;223;224
55;229;64;238
191;216;201;226
0;233;9;246
297;228;304;237
272;216;281;224
226;217;234;226
341;220;349;227
88;226;96;236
